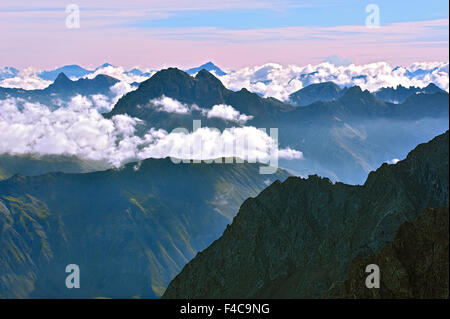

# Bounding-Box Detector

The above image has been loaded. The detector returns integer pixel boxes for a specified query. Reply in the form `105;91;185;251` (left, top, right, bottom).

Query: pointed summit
96;63;114;70
185;62;227;76
53;72;72;84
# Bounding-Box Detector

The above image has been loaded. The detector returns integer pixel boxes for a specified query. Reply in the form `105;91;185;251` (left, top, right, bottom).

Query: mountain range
0;61;448;299
163;131;449;298
288;81;445;106
0;66;448;184
107;68;449;184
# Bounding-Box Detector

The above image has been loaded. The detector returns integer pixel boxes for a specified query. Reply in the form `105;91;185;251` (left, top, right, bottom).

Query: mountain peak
289;81;343;106
54;72;71;83
185;62;227;76
195;69;225;87
97;63;114;69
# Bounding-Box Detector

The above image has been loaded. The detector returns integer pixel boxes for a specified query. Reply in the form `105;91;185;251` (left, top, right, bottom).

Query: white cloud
201;104;253;124
0;67;52;90
0;97;302;168
278;148;303;160
150;95;192;114
138;125;302;163
388;158;400;164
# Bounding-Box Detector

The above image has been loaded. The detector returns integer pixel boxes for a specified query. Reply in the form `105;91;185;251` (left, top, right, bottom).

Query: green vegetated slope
0;158;289;298
163;131;449;299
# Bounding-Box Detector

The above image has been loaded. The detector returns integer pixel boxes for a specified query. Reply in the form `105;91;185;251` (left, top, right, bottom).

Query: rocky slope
0;158;289;298
163;131;449;298
327;207;448;298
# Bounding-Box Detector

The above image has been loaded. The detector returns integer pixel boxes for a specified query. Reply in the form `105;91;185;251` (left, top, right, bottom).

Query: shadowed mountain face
327;207;449;299
0;158;289;298
163;131;449;299
0;72;120;109
106;68;449;184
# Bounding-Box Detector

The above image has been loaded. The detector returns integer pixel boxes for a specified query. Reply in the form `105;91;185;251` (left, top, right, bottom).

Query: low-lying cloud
148;96;254;124
202;104;254;124
0;97;302;167
150;96;192;114
0;67;52;90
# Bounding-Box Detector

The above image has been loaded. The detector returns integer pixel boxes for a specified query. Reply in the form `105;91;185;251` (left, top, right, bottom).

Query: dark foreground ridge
327;207;449;298
163;131;449;298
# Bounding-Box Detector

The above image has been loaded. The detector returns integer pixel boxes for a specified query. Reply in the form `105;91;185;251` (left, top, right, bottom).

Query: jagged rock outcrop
163;131;449;298
327;207;449;298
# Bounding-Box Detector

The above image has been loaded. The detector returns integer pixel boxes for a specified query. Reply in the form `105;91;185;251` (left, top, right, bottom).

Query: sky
1;0;449;70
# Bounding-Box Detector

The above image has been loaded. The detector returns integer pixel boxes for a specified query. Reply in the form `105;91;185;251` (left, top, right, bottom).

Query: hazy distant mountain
0;72;120;109
95;63;114;70
185;62;227;76
374;83;444;104
0;154;110;180
39;65;93;81
0;66;19;81
0;158;289;298
163;131;449;299
289;82;347;106
37;63;120;81
125;68;153;77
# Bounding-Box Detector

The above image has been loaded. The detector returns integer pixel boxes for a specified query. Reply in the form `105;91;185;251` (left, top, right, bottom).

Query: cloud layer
201;104;254;124
218;61;449;101
2;61;447;103
0;97;302;167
